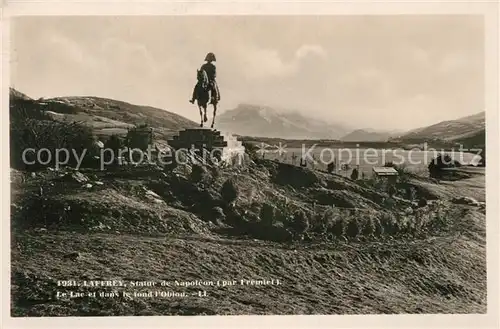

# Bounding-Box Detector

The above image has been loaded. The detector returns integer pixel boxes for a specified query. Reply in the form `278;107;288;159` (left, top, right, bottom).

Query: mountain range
216;104;351;140
9;88;485;147
339;128;401;142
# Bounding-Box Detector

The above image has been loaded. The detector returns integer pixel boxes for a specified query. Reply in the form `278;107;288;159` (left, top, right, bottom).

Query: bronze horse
192;69;219;128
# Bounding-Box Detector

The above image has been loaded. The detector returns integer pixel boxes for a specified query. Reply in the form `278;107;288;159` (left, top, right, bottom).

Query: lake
259;146;482;178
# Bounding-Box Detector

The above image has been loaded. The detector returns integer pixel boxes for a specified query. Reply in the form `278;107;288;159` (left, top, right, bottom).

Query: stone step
167;128;245;164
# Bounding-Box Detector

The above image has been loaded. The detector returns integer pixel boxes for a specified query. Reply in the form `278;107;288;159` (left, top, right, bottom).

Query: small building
372;167;399;184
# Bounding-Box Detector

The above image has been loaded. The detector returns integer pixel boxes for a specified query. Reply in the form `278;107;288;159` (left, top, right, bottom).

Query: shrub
10;119;96;170
312;209;333;234
290;209;310;235
327;162;335;174
242;141;260;161
10;98;51;124
478;148;485;167
190;164;207;184
379;212;400;235
372;217;383;236
361;217;375;236
425;207;452;233
384;161;411;183
221;179;238;205
209;165;220;183
345;217;361;238
103;135;124;165
104;134;123;152
350;168;359;180
330;216;345;238
428;154;462;179
259;203;276;226
126;124;153;151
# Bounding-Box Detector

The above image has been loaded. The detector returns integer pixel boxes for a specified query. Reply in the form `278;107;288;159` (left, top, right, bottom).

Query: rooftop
372;167;399;176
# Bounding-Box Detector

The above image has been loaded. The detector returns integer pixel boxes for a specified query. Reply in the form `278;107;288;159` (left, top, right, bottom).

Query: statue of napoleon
189;52;221;128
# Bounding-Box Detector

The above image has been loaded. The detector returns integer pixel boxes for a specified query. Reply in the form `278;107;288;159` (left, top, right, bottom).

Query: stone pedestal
168;128;245;165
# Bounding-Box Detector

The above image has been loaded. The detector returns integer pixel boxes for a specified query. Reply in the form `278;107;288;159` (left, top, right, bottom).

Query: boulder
417;198;428;207
65;171;89;184
452;196;480;206
63;252;81;261
310;187;379;209
211;206;226;224
270;162;320;188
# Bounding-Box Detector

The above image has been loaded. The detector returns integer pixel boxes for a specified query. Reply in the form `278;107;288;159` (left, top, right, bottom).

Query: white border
1;1;499;328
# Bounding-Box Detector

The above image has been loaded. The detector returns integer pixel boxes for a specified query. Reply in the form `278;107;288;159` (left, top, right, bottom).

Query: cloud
99;37;159;76
412;47;430;64
295;44;327;59
46;33;99;69
239;44;327;80
239;48;296;79
338;67;396;103
439;53;469;74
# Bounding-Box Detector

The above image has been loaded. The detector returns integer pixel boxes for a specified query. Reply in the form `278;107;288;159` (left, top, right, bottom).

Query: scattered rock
145;190;161;199
63;252;81;261
452;196;480;206
190;163;209;183
83;183;93;189
65;171;89;184
34;227;47;233
31;172;36;178
311;188;377;209
404;206;414;214
212;206;226;221
417;198;428;207
10;169;25;184
95;181;104;186
144;189;164;203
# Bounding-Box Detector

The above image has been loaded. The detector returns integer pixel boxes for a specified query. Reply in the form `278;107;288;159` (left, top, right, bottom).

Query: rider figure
190;52;220;104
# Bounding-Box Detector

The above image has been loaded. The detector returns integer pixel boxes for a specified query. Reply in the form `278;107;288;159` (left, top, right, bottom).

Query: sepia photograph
4;8;497;324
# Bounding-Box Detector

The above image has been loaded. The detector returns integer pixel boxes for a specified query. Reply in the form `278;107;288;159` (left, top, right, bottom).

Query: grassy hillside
10;88;197;140
10;157;486;315
453;129;485;149
399;112;485;142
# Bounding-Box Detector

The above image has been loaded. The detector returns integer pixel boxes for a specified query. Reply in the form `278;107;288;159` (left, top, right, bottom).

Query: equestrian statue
190;52;221;128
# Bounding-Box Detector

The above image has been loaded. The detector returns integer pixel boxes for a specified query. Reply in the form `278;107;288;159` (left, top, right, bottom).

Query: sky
10;15;484;131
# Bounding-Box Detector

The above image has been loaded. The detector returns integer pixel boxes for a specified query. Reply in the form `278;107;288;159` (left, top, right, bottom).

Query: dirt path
411;172;485;202
11;225;486;316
